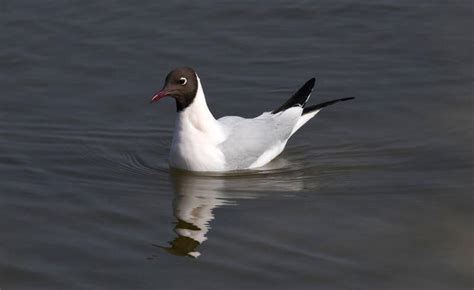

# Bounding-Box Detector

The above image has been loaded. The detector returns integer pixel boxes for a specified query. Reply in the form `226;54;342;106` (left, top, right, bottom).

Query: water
1;1;472;289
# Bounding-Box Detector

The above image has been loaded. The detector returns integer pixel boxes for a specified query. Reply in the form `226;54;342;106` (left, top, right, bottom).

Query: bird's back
217;107;302;170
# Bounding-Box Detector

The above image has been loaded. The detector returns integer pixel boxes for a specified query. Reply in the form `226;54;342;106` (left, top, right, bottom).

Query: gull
150;67;353;172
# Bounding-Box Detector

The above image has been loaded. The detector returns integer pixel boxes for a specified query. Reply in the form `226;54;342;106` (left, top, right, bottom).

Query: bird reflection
161;170;229;258
161;158;311;258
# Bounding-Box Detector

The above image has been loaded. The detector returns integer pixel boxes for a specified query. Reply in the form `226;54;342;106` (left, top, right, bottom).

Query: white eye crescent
179;77;187;85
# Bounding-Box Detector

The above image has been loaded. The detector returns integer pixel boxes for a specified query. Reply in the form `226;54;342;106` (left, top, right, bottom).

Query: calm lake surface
1;1;472;289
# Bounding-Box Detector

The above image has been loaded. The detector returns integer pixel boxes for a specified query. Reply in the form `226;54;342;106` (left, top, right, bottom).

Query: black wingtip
299;78;316;98
302;97;355;115
272;78;316;114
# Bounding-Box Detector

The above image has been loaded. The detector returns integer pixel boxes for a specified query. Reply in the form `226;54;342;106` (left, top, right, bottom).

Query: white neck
177;75;221;135
170;74;226;171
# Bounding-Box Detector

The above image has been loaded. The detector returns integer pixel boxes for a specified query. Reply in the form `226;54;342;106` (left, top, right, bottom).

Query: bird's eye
178;77;187;85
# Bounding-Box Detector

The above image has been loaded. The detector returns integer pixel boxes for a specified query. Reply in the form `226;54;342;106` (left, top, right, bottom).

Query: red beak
150;90;168;103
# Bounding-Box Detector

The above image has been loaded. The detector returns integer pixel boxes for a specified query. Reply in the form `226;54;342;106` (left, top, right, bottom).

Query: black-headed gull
151;67;353;172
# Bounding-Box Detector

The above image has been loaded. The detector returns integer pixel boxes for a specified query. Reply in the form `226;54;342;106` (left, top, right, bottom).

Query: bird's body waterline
151;67;353;172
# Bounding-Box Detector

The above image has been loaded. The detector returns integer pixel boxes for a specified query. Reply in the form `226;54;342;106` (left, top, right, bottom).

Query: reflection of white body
165;172;228;258
173;177;226;247
164;168;309;258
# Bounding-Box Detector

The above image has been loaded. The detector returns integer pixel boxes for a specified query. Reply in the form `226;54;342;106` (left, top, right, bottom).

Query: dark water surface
1;1;473;289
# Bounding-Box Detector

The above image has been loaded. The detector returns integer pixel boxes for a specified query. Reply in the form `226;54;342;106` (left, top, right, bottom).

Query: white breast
169;75;227;172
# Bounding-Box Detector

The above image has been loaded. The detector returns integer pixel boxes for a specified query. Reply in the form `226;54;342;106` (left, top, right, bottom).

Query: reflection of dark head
163;236;200;257
160;219;202;258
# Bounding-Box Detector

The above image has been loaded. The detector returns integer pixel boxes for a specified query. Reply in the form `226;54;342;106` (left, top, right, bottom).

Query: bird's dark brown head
150;67;198;112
